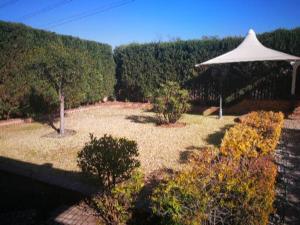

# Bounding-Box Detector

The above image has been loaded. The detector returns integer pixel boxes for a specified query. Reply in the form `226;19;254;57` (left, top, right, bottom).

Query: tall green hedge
114;28;300;102
1;21;299;119
0;21;115;119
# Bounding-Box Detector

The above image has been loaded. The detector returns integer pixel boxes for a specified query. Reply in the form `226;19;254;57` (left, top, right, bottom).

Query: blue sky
0;0;299;47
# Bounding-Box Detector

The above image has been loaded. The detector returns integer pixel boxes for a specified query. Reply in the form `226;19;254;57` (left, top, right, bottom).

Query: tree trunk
59;89;65;135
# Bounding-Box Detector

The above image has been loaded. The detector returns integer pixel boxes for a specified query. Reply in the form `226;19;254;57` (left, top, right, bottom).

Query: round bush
77;134;140;189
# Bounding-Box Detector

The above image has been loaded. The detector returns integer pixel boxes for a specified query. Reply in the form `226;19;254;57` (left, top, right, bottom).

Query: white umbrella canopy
195;29;300;118
196;29;300;66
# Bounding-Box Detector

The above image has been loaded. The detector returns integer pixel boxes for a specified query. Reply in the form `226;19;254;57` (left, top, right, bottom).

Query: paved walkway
274;119;300;225
47;204;100;225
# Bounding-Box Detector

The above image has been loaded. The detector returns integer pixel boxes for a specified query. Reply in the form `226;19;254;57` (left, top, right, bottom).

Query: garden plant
153;81;190;124
77;134;140;189
150;111;283;225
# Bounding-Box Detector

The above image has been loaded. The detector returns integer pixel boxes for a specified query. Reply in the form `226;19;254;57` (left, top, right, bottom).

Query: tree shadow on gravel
126;115;158;124
179;145;209;164
32;114;60;133
205;124;233;147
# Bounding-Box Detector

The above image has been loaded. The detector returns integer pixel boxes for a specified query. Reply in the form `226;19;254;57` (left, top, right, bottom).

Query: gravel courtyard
0;106;236;175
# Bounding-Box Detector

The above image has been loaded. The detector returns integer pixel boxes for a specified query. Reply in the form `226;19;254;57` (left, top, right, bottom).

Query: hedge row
1;20;299;119
0;21;115;119
151;111;284;225
114;28;300;102
221;111;284;158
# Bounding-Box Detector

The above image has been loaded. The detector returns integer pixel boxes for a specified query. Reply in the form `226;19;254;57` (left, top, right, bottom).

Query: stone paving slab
47;205;100;225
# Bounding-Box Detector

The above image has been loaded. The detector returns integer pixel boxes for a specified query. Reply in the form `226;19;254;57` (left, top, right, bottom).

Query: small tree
30;42;85;135
77;134;140;189
153;81;190;124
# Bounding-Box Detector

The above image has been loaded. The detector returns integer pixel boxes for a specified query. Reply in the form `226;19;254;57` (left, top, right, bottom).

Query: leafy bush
241;111;284;153
153;81;190;124
151;150;277;225
221;111;284;159
220;124;262;159
77;134;140;189
89;170;144;225
151;149;216;225
151;111;283;225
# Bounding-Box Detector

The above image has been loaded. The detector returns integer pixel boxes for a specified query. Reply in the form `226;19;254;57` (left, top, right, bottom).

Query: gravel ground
273;119;300;224
0;107;236;175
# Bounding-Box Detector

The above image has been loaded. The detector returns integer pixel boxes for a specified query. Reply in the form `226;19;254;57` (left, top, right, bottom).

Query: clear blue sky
0;0;299;47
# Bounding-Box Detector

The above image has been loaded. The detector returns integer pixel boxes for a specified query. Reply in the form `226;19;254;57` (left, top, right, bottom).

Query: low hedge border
150;111;284;225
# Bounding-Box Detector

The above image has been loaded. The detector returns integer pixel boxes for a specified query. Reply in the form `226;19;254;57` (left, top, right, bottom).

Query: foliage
151;111;283;225
151;149;277;225
241;111;284;153
29;42;88;134
0;21;115;119
30;43;85;98
220;124;262;159
221;111;284;159
151;149;216;225
114;28;300;102
153;81;190;124
89;170;144;225
77;134;140;189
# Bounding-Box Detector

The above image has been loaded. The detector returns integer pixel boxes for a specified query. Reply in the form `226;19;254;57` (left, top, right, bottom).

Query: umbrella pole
219;94;223;119
291;61;300;95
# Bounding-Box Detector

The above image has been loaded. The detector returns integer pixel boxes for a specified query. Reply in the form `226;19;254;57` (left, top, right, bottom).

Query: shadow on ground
126;115;158;124
33;114;60;133
0;156;99;224
204;124;233;146
179;145;208;164
0;157;174;225
178;124;233;164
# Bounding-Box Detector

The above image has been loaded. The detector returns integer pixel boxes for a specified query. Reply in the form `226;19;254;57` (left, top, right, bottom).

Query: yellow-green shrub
151;149;219;225
220;124;262;159
88;170;144;225
151;111;282;225
150;149;277;225
221;111;284;158
241;111;284;153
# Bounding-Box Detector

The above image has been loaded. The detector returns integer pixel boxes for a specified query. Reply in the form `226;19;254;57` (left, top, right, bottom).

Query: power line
0;0;19;9
18;0;74;21
44;0;134;29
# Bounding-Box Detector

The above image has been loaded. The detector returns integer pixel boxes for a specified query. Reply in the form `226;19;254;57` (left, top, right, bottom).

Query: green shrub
0;21;115;119
77;134;140;189
89;170;144;225
153;81;190;124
